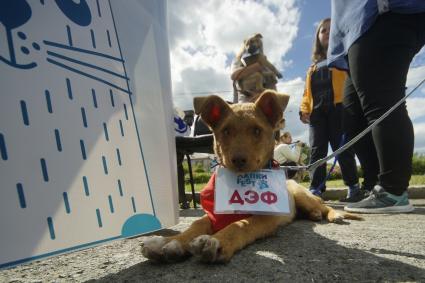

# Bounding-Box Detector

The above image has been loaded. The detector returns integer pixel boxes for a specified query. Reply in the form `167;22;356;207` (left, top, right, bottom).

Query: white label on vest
214;167;291;215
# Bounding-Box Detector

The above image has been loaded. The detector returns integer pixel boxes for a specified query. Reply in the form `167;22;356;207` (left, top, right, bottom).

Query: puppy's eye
253;127;261;137
223;128;230;136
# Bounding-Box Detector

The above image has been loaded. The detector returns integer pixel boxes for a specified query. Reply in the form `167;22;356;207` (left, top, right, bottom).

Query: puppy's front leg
141;215;213;262
189;214;294;263
287;180;363;222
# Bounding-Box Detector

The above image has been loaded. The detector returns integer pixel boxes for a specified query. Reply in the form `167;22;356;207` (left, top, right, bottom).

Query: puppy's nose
232;155;247;170
248;46;257;54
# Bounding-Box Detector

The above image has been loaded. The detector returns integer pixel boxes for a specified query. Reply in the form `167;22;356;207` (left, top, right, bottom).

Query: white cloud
168;0;300;110
167;1;425;154
276;78;309;142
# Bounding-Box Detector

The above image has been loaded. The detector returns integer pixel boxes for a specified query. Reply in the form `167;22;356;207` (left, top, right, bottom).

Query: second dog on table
231;33;283;102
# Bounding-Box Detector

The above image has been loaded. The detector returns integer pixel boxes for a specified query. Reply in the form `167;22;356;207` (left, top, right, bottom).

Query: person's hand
295;141;306;148
300;112;310;124
276;72;283;79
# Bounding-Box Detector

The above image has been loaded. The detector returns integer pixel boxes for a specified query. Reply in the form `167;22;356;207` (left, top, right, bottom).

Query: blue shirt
328;0;425;70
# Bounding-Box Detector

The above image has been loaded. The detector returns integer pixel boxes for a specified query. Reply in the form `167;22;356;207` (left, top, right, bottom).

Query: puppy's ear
254;33;263;39
255;91;290;128
193;95;231;129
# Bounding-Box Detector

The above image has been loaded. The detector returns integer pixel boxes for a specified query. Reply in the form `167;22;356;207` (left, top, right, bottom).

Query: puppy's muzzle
231;154;247;171
248;45;259;54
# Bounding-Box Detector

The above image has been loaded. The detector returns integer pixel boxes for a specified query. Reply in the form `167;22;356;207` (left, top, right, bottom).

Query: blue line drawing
66;78;73;100
117;179;123;196
54;0;91;26
108;195;114;213
0;0;37;69
81;107;87;128
16;183;27;208
45;90;53;113
20;100;29;126
21;46;30;55
0;133;8;160
96;0;101;17
47;217;56;239
109;0;156;216
106;30;111;47
83;176;89;196
40;158;49;182
0;235;121;269
47;58;131;94
44;40;123;62
90;29;96;49
63;192;70;214
96;209;102;227
80;139;87;160
91;89;98;108
102;156;108;175
17;31;26;40
109;89;115;107
116;148;122;166
66;25;73;46
123;104;128;120
103;122;109;141
54;129;62;152
121;214;161;238
119;120;124;137
46;51;128;80
131;197;136;213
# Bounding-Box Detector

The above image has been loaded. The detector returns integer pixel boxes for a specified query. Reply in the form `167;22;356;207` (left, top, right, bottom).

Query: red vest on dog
200;173;251;233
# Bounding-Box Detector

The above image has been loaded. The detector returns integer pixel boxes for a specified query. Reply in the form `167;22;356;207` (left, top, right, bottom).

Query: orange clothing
300;64;347;114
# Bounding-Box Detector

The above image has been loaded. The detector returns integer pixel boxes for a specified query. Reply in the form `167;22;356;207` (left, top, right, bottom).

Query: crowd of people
228;1;425;214
175;0;425;214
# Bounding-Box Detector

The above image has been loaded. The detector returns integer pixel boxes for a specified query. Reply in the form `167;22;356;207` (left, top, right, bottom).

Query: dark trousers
309;103;358;191
344;12;425;195
281;161;297;179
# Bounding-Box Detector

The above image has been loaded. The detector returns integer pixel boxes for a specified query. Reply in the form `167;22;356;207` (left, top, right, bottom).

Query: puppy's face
194;91;289;173
244;33;263;55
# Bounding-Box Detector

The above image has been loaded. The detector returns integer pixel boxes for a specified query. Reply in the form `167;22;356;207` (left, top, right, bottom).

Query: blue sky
168;0;425;153
283;0;330;80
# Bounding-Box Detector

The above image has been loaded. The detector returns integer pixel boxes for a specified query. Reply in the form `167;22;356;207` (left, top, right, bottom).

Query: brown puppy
141;91;362;263
234;33;283;101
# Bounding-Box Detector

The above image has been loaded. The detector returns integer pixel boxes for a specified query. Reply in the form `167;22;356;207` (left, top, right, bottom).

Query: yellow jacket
300;64;347;114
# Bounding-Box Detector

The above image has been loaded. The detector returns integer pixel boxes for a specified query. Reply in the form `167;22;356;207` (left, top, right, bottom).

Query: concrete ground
1;199;425;283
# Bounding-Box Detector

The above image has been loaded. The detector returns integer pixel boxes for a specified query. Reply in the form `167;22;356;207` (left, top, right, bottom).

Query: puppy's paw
141;236;187;263
162;239;187;262
308;209;323;221
189;235;229;263
327;210;344;223
141;236;167;262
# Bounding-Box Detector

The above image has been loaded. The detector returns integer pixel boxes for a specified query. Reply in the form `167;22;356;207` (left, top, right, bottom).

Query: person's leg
343;77;379;192
281;161;297;179
344;12;425;213
308;110;328;194
328;104;358;188
347;12;424;195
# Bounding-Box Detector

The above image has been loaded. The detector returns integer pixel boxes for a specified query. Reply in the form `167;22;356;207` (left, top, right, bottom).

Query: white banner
214;168;291;215
0;0;178;268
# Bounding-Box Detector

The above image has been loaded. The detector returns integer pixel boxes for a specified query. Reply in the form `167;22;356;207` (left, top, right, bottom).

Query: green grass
185;174;425;192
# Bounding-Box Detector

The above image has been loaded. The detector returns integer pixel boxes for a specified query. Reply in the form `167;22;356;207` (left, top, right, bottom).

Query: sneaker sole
344;204;415;214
